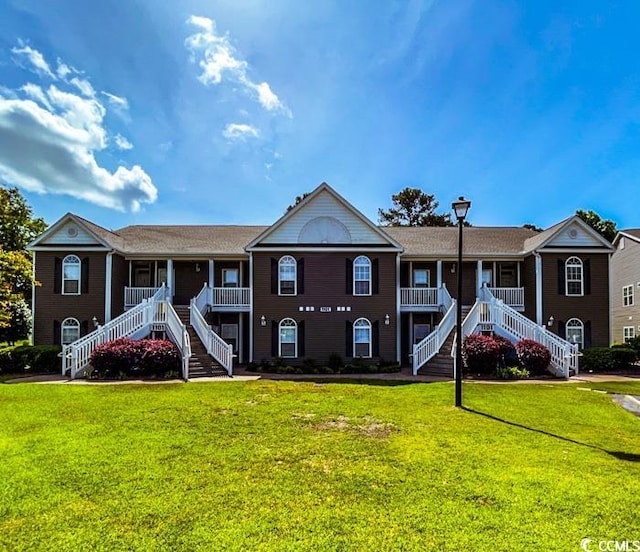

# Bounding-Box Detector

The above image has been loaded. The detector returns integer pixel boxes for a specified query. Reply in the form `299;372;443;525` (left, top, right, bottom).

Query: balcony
212;287;251;311
488;287;525;310
125;286;160;309
400;287;440;311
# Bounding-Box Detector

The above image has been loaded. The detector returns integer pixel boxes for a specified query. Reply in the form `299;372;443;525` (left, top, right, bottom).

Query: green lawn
0;380;639;551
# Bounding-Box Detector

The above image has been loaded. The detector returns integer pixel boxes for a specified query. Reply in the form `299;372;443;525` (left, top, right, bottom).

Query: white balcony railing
125;286;161;308
488;287;525;308
212;287;251;309
401;287;439;308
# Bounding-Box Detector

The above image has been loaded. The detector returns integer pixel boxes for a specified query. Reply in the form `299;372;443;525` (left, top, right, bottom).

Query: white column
396;254;401;363
249;253;254;363
535;253;543;325
238;313;243;364
239;260;243;288
476;260;483;295
105;252;113;323
167;259;174;304
31;251;36;344
128;260;132;287
208;260;214;287
436;260;442;288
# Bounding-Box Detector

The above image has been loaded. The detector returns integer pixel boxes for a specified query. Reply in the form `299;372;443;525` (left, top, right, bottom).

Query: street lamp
452;196;471;408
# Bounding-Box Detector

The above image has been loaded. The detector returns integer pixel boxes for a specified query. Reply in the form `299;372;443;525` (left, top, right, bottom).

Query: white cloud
70;77;96;98
185;16;291;116
114;134;133;150
11;44;57;80
222;123;260;141
0;43;157;212
101;91;130;120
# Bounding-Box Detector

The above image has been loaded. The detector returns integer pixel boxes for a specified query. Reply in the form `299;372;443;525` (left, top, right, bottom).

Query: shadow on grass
462;407;640;463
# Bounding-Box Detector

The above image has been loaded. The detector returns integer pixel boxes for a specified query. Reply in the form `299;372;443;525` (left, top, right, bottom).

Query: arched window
279;318;297;358
61;317;80;345
353;318;372;357
353;256;371;296
566;318;584;350
565;257;583;296
279;256;296;295
62;255;81;295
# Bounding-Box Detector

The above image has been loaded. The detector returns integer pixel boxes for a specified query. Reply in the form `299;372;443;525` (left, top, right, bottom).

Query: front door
173;261;207;305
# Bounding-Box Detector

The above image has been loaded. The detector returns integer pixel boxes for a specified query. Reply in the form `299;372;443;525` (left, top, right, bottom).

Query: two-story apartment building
28;183;614;379
610;229;640;343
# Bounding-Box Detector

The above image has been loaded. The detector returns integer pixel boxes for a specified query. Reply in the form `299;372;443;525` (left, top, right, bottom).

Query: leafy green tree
286;192;311;213
0;186;46;251
378;188;454;227
576;209;618;243
522;223;543;232
0;297;31;344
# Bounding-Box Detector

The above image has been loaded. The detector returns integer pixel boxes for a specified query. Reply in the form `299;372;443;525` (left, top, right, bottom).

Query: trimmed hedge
89;338;180;379
515;339;551;376
580;347;636;372
0;345;62;374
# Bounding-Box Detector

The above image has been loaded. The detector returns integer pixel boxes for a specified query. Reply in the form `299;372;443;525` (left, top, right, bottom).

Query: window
221;324;238;352
61;317;80;345
624;326;635;342
62;255;81;295
279;318;297;358
413;323;431;345
353;256;371;295
566;318;584;350
413;269;430;288
623;285;634;307
279;256;296;295
353;318;372;357
222;269;239;288
565;257;583;296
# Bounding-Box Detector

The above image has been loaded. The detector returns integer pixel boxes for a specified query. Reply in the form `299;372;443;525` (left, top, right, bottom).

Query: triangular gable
613;230;640;248
28;213;115;250
524;215;613;252
247;183;402;250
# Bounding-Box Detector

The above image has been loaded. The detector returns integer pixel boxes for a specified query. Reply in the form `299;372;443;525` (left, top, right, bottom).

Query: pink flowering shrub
515;339;551;375
89;338;179;379
463;334;500;374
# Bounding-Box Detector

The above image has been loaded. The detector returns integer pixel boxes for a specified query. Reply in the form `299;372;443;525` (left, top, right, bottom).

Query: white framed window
566;318;584;350
353;318;372;357
623;285;634;307
413;269;430;288
222;268;239;288
353;256;371;295
61;317;80;345
62;255;81;295
278;256;296;295
624;326;635;342
221;323;238;352
279;318;297;358
565;257;583;296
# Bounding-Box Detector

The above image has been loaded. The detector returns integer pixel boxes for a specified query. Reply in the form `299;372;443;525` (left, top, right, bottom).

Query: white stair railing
62;284;192;379
412;285;456;374
189;296;234;376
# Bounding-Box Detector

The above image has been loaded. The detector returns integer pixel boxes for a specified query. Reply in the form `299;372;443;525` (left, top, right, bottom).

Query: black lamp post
452;196;471;408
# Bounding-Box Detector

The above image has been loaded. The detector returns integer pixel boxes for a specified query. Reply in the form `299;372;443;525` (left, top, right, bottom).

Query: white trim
62;255;81;295
251;246;398;253
222;268;239;288
166;259;173;304
278;318;297;358
249;253;254;363
61;317;81;345
278;255;297;296
436;260;442;288
476;260;482;296
30;246;109;252
105;252;113;323
238;314;243;363
623;326;635;342
623;284;634;307
353;255;372;296
396;254;401;363
536;248;611;254
353;317;372;358
565;256;584;297
208;260;214;287
614;231;640;247
535;253;543;325
412;267;430;288
27;213;114;250
31;251;36;344
566;318;584;350
528;215;615;252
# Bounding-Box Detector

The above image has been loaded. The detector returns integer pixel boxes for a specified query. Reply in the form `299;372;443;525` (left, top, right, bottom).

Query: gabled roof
27;213;122;250
246;183;403;251
613;229;640;246
385;226;538;257
523;215;613;252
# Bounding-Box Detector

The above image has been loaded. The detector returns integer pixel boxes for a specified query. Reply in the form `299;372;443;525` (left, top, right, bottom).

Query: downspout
396;253;401;364
534;251;543;326
31;251;36;345
249;252;254;363
105;251;113;323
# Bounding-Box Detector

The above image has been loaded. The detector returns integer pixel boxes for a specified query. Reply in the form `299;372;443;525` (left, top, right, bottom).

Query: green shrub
328;353;343;371
580;347;636;372
89;338;179;379
0;345;62;374
623;335;640;353
496;365;530;380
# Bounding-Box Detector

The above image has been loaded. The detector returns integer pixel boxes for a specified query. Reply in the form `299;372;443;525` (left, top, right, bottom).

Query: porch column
396;253;401;363
535;253;543;325
249;253;254;363
208;260;214;287
105;252;113;323
476;260;483;296
436;260;442;288
167;259;174;304
239;313;244;364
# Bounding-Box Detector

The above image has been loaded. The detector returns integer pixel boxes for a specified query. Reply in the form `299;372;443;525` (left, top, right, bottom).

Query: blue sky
0;0;639;231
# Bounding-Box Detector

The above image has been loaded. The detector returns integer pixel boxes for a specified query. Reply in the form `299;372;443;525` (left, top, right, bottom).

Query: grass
0;380;638;551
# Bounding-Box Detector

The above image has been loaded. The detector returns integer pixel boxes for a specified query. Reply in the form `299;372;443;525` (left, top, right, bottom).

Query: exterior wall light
260;315;267;327
384;314;390;325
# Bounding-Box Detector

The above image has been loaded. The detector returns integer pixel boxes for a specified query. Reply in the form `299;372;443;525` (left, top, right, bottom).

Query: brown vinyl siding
34;251;106;345
610;238;640;344
173;261;208;305
252;252;397;363
442;261;477;305
541;253;609;347
110;254;127;318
